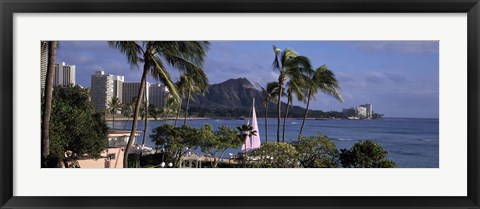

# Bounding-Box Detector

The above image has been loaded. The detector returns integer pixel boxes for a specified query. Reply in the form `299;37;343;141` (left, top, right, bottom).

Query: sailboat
241;98;261;151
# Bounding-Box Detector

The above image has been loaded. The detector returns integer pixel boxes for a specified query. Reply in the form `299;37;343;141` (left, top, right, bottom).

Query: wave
334;138;358;141
419;138;437;142
291;122;299;125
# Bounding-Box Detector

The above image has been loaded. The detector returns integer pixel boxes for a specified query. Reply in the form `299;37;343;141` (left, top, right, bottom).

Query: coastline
105;116;385;121
106;116;211;121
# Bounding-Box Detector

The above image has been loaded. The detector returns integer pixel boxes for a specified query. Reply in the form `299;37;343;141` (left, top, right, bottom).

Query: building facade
360;104;373;119
356;106;367;118
149;84;167;108
54;62;76;86
91;71;114;112
113;75;124;103
122;82;149;105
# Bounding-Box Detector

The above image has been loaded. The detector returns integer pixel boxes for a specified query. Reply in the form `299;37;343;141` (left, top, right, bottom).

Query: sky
56;41;439;118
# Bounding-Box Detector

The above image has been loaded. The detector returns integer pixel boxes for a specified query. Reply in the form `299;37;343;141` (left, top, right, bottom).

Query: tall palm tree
141;85;149;146
108;96;121;129
256;81;280;142
272;45;312;142
109;41;209;168
164;94;179;124
181;72;209;126
173;80;184;127
299;65;343;137
148;104;161;120
123;97;137;130
41;41;57;166
281;76;308;142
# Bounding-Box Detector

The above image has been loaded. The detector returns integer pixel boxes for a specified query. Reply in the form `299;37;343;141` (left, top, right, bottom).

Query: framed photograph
1;0;479;208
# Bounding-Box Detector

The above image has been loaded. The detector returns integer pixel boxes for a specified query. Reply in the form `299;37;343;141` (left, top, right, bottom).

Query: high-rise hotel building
149;84;168;108
91;71;124;112
54;62;76;86
113;75;124;104
91;71;114;112
359;104;373;119
122;82;149;105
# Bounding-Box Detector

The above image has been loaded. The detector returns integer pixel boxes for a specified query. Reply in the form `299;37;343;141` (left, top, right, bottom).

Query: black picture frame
1;0;479;208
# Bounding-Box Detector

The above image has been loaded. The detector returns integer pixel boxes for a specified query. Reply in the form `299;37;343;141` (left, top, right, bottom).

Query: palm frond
150;56;180;104
107;41;143;68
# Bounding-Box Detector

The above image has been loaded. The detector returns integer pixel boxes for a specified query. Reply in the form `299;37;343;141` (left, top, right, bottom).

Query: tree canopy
339;140;397;168
49;85;108;166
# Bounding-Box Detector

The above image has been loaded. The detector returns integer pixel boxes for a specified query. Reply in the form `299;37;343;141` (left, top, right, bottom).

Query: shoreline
106;117;211;121
106;116;385;121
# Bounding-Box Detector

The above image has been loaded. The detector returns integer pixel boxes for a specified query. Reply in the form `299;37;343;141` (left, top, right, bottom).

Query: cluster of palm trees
108;41;210;168
257;45;344;143
40;41;342;168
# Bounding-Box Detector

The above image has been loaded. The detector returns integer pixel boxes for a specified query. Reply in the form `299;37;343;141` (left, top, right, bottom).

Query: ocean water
109;117;439;168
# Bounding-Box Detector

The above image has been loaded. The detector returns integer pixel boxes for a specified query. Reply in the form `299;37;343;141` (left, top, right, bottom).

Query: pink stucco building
76;130;140;168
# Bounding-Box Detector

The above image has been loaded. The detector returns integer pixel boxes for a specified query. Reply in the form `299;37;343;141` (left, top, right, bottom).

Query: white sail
242;98;261;150
250;102;261;149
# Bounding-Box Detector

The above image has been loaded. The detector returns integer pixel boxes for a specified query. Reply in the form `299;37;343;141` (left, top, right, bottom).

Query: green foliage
237;123;257;139
150;124;205;167
200;125;243;168
49;85;108;164
292;134;339;168
249;142;300;168
339;140;396;168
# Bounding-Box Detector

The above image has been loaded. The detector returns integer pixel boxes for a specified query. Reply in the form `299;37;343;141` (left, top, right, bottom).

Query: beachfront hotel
91;71;114;112
54;62;76;86
343;104;374;119
149;83;168;108
360;103;373;118
122;81;150;105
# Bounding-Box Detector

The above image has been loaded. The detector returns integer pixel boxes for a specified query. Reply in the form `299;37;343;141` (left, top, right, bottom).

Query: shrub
339;140;396;168
249;142;300;168
292;134;339;168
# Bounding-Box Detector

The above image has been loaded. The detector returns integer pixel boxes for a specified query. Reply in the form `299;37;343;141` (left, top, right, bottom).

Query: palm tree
256;81;280;142
107;96;121;129
41;41;57;166
173;80;184;127
123;97;137;130
281;76;308;142
164;94;179;124
237;123;258;162
148;104;161;120
141;87;149;146
181;72;209;126
299;65;343;137
272;45;312;142
109;41;209;168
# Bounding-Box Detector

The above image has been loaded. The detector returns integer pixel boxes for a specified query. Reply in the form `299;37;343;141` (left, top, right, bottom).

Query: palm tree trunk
276;80;283;143
184;89;191;126
123;58;150;168
123;114;129;129
282;98;291;143
264;104;268;142
112;112;115;129
174;101;181;127
299;91;312;137
41;41;57;166
142;79;148;145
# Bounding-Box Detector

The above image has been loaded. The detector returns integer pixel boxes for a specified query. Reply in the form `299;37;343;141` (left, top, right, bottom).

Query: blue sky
56;41;439;118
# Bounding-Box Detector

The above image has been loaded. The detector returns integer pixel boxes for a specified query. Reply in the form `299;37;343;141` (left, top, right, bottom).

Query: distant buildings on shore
54;62;76;86
342;103;383;119
39;55;169;113
91;70;168;112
